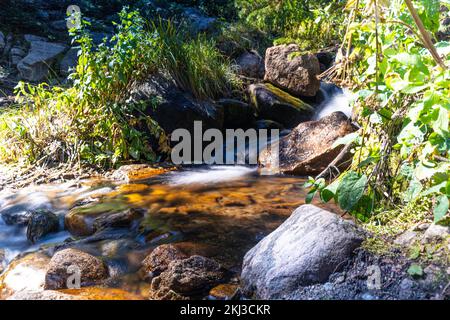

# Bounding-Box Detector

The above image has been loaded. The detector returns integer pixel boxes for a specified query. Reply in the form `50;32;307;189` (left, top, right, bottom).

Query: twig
316;143;353;181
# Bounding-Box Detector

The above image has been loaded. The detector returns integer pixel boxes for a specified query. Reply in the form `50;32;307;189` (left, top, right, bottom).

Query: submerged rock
0;192;52;226
45;248;108;290
249;83;314;128
264;44;321;97
241;204;364;299
259;112;356;175
111;164;177;182
26;209;59;244
150;255;228;300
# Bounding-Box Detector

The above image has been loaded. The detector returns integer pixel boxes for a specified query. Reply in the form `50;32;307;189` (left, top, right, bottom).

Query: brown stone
259;112;356;175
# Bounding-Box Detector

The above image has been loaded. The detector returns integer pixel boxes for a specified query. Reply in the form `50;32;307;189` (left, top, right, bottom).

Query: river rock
259;112;356;175
249;83;314;128
26;209;59;244
0;192;52;226
132;75;224;135
150;255;228;299
241;204;364;299
92;208;143;231
264;44;321;97
44;248;108;290
141;244;188;279
17;40;67;82
0;252;51;299
235;50;265;79
218;98;256;128
111;164;176;182
10;46;27;66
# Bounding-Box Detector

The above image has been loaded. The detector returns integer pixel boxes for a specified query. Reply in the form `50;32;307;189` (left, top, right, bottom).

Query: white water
168;165;256;185
314;83;353;120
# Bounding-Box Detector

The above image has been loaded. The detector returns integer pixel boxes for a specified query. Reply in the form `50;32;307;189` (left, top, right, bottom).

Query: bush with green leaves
0;8;237;168
306;0;450;224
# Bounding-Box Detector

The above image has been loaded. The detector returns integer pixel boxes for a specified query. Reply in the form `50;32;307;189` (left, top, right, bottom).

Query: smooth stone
26;209;60;244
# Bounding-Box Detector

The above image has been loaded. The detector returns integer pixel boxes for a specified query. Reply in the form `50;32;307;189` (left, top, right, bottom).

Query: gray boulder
17;40;67;82
10;47;27;66
264;44;321;97
241;204;364;299
235;50;265;79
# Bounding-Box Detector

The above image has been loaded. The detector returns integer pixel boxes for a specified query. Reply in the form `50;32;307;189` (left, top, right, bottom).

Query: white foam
169;166;256;185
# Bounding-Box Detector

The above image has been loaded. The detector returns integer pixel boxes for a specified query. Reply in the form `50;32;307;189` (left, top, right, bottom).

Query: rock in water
141;244;188;278
218;98;256;128
264;44;321;97
26;209;59;244
259;112;356;175
45;248;108;290
17;40;66;82
241;205;364;299
150;255;228;300
249;83;314;128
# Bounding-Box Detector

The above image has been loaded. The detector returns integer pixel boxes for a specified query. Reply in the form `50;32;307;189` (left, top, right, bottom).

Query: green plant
306;0;450;224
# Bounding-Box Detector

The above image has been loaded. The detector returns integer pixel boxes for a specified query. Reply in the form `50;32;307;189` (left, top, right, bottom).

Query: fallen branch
316;143;353;181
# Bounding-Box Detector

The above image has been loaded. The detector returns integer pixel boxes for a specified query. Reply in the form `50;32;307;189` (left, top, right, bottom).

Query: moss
264;83;314;112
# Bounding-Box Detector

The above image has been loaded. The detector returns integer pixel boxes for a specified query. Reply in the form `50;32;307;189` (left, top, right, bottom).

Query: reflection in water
0;167;341;295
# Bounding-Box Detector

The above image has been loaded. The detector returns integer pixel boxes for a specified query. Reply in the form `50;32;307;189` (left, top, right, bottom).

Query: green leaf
433;195;449;223
332;132;360;148
337;171;368;211
320;179;340;203
407;264;423;277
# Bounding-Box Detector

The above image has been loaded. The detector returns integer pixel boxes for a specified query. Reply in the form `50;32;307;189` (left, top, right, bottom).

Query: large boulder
235;50;265;79
44;248;108;290
249;83;314;128
141;244;188;279
26;209;59;244
264;44;321;97
241;205;364;299
259;112;356;175
150;255;228;300
17;40;67;82
132;75;224;136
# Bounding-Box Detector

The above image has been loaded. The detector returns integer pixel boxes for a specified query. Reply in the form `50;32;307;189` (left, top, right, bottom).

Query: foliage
307;0;450;224
0;8;237;168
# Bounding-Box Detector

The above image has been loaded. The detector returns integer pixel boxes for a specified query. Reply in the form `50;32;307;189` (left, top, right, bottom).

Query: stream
0;84;352;298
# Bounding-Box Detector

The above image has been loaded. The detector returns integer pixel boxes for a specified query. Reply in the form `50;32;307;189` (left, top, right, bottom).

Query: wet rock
0;192;52;226
209;284;240;300
132;75;224;135
0;252;50;299
44;248;108;290
264;44;321;97
92;208;143;231
26;209;59;244
64;201;133;236
249;83;314;128
218;98;256;128
259;112;356;175
17;40;67;82
235;50;265;79
141;244;188;279
241;204;364;299
423;223;450;243
111;164;176;182
59;46;79;77
150;255;228;299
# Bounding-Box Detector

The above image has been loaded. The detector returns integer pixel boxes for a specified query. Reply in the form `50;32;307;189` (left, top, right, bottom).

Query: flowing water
0;84;351;297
